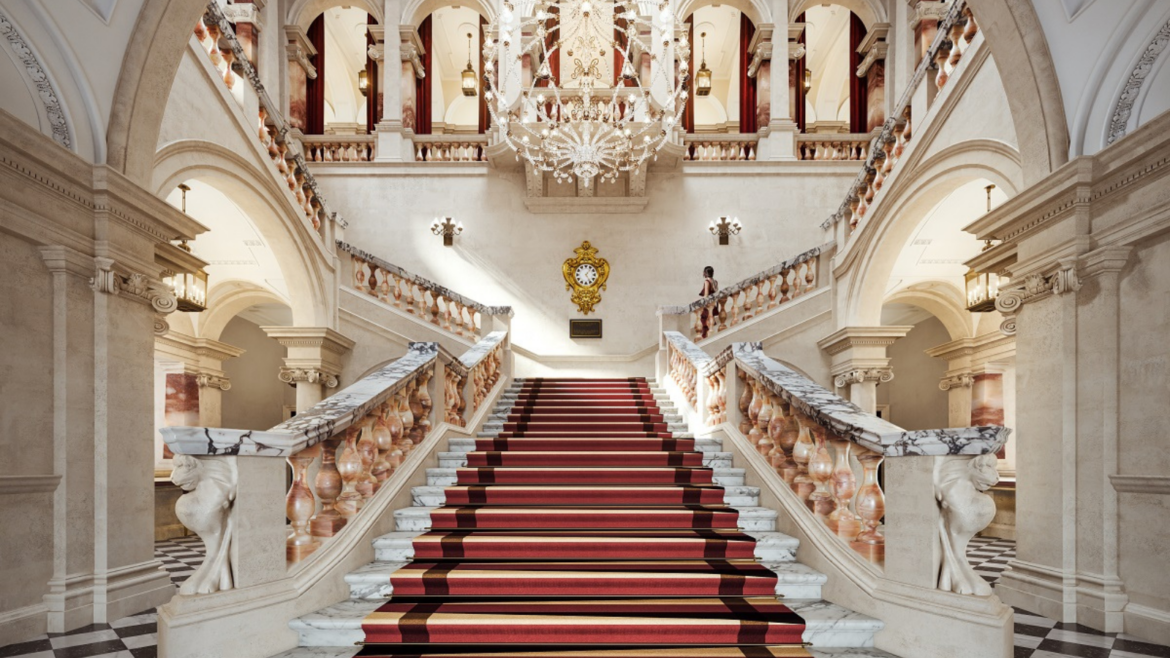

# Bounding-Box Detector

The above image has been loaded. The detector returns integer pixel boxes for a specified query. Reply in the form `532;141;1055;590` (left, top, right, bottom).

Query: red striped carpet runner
360;378;808;657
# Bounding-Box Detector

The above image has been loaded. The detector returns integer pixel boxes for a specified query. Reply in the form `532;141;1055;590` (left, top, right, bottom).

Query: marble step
289;595;880;649
342;558;825;600
372;529;800;564
435;451;734;469
410;484;760;508
444;436;722;454
393;505;777;533
422;467;746;487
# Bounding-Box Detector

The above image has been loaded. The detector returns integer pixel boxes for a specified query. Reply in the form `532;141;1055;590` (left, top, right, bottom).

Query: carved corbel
402;43;426;78
833;368;894;388
787;42;806;60
278;367;340;388
285;25;318;79
995;262;1081;336
91;258;179;315
197;373;232;391
939;373;974;391
910;1;949;30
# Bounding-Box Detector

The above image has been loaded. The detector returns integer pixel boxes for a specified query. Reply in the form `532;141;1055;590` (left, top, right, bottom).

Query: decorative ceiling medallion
562;240;610;314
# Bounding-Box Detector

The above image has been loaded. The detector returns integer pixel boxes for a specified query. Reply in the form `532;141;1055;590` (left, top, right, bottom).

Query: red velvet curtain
683;17;695;133
479;16;489;133
415;16;433;135
738;14;757;133
306;15;326;134
849;12;868;133
794;12;806;133
365;14;379;133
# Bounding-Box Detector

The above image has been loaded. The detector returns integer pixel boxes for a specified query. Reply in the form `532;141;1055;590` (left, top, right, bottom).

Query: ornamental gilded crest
562;241;610;315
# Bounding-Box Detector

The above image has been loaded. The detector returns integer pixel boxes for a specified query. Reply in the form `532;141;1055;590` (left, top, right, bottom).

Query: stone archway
152;140;335;329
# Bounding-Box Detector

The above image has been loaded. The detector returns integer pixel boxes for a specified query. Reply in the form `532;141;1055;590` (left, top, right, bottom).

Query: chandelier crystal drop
484;0;690;184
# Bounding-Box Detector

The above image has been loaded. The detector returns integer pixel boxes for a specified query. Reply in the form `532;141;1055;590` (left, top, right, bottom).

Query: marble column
261;327;355;411
758;3;798;161
374;0;407;161
284;25;317;131
855;25;888;132
817;326;910;413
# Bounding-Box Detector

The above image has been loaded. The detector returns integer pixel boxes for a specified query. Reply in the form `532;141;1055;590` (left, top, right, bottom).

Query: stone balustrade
824;2;979;236
726;342;1007;574
338;241;514;341
796;134;873;161
683;136;759;161
162;334;509;579
302;135;376;163
194;4;337;237
413;136;489;162
660;245;825;343
666;333;708;411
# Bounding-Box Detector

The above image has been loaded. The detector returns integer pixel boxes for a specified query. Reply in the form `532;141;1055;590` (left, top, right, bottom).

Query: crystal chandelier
483;0;690;184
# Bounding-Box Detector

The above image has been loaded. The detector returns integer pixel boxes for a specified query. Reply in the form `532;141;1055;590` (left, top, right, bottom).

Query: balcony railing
302;135;376;163
659;244;827;344
682;134;759;161
796;133;873;161
823;1;980;235
413;135;489;162
338;240;513;341
195;4;338;237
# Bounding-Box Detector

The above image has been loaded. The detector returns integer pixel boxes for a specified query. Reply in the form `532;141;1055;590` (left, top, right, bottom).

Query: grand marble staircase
274;378;899;658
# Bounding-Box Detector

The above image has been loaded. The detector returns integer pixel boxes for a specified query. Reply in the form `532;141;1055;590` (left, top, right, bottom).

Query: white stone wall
317;164;854;359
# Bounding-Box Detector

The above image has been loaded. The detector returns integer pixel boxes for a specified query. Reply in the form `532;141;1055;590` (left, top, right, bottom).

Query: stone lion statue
172;455;238;595
934;453;999;596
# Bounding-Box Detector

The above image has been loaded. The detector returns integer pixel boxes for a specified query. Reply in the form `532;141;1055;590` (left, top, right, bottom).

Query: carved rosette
833;368;894;389
279;367;340;388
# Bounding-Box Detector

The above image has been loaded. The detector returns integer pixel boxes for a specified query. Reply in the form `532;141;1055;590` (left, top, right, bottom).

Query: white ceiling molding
0;8;72;149
1059;0;1097;23
79;0;118;24
1106;16;1170;146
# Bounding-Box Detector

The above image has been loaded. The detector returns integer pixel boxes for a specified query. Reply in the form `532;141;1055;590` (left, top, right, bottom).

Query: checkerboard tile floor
2;535;1167;658
0;537;204;658
966;536;1170;658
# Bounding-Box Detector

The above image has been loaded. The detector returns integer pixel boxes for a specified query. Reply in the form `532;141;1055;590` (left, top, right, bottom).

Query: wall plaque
569;319;603;339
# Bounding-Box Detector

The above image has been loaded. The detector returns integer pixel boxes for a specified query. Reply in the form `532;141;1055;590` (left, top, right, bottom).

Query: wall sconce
358;68;369;97
708;216;742;245
804;68;812;92
461;33;478;97
430;217;464;246
695;32;712;97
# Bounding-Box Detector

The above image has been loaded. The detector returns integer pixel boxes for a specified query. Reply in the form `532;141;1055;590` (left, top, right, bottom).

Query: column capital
995;259;1082;335
939;372;974;391
910;1;948;29
817;325;912;356
89;257;179;315
262;326;355;390
284;25;318;78
833;365;894;388
278;366;339;388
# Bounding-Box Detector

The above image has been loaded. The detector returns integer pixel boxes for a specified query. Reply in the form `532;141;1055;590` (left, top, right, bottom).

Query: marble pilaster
261;327;356;411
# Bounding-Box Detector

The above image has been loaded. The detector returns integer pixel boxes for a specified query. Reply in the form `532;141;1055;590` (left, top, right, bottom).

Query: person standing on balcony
699;266;718;339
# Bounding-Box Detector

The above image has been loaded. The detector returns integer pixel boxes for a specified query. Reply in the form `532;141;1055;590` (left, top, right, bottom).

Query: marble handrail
821;1;978;234
339;241;512;341
161;342;440;458
730;342;1008;457
196;3;336;236
659;244;828;342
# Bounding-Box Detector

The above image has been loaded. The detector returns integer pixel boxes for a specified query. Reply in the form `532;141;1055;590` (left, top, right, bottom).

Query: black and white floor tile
1;535;1167;658
966;536;1170;658
0;537;205;658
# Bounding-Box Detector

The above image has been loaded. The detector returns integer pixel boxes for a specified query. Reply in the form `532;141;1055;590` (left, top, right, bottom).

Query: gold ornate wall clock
562;241;610;315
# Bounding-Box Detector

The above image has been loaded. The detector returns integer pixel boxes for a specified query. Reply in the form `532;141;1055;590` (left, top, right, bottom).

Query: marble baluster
287;444;321;562
791;421;816;501
755;391;774;456
851;449;886;563
370;405;395;488
737;369;753;434
827;439;862;539
310;435;347;537
416;369;434;436
335;427;364;518
807;427;835;518
355;419;378;499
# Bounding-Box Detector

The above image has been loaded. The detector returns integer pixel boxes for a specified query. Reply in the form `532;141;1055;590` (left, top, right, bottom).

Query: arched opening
800;4;872;134
685;6;757;134
290;7;379;135
419;6;486;134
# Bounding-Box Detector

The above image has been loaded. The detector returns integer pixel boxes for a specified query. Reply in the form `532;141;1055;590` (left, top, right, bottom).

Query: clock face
575;264;599;286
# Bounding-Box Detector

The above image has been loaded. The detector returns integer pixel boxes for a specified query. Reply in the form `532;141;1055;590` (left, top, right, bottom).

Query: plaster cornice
817;326;912;356
261;326;357;355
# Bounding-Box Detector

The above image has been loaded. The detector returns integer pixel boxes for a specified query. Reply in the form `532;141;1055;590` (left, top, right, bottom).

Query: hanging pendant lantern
461;33;478;96
695;31;712;97
358;67;369;97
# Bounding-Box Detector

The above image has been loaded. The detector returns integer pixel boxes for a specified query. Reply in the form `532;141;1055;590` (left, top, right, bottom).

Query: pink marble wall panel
289;64;308;130
971;372;1005;457
164;373;200;459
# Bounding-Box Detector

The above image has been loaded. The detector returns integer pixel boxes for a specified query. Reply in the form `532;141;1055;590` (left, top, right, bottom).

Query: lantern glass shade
965;270;1005;312
804;68;812;92
695;64;712;96
462;63;478;96
358;68;369;96
165;268;209;313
